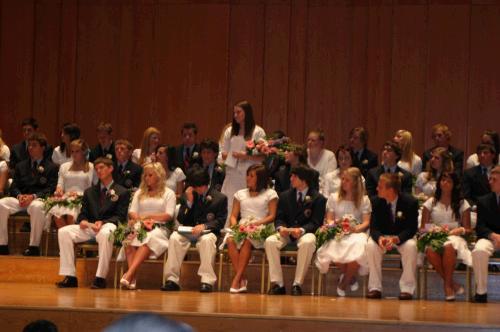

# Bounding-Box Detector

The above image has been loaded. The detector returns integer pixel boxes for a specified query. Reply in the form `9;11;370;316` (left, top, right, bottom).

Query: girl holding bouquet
315;167;371;297
48;139;96;229
420;172;471;301
226;164;277;293
120;162;176;289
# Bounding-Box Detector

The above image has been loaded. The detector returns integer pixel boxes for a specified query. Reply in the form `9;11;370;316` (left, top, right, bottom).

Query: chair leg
217;251;224;292
44;230;49;257
162;252;167;286
310;263;315;295
261;252;266;294
466;265;473;301
318;273;323;296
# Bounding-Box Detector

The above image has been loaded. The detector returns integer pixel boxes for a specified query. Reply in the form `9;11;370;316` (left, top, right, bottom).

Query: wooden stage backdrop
0;0;499;155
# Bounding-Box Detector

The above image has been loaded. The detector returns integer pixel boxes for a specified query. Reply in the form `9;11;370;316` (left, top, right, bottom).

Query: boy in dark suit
463;144;497;206
174;123;202;172
112;139;142;190
89;122;115;162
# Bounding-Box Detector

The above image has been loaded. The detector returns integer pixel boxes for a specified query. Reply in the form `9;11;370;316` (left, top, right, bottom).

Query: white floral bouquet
42;192;83;214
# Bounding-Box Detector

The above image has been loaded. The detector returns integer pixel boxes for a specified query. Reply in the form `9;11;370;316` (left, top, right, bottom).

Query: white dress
227;188;278;249
308;149;337;183
131;148;155;164
52;146;72;165
220;125;266;224
47;162;97;220
398;153;422;177
0;144;10;162
0;160;7;173
422;198;472;266
166;167;186;193
128;188;177;257
466;153;500;169
321;169;366;199
415;172;437;197
315;193;372;275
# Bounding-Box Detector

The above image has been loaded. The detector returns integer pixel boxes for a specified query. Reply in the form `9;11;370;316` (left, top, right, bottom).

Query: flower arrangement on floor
42;193;83;214
417;224;449;254
315;214;358;248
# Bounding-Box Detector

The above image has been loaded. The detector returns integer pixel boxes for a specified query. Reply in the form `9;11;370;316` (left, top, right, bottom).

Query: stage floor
1;282;499;332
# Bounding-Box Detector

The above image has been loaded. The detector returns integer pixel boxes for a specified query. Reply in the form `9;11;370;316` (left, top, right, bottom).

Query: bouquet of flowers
417;224;449;254
246;136;292;157
110;220;150;247
230;217;275;244
42;192;83;214
315;214;359;248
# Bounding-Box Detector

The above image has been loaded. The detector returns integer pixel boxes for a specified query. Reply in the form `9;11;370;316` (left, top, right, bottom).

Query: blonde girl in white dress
394;129;422;177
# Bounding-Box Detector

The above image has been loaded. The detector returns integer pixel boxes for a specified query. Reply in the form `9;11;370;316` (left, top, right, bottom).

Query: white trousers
0;197;47;246
366;238;418;294
472;238;496;295
58;223;116;278
264;233;316;286
163;231;217;285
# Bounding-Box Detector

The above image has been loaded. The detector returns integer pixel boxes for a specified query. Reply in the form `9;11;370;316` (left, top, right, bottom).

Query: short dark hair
22;117;38;129
61;122;81;152
187;167;210;187
103;313;193;332
181;123;198;135
379;173;402;194
383;140;402;161
477;143;498;164
290;164;315;188
483;130;500;156
23;320;58;332
349;127;368;147
97;122;113;134
27;132;48;148
115;139;134;151
94;157;114;167
200;139;219;154
247;164;269;192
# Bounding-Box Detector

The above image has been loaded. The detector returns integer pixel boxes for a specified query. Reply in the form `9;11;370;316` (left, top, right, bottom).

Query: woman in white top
307;129;337;191
420;172;471;301
227;164;278;293
322;145;356;198
0;129;10;162
156;144;185;197
120;162;176;290
0;160;8;197
49;139;96;229
132;127;161;165
52;123;81;165
315;167;371;297
394;129;422;177
220;101;266;223
466;130;500;169
415;147;454;200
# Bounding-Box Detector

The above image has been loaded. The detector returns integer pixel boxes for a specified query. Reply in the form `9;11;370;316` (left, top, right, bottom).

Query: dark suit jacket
174;144;202;172
352;148;378;177
177;188;227;235
9;141;53;170
273;165;320;194
112;160;142;189
422;145;464;174
365;165;413;198
462;165;491;206
369;193;418;244
475;192;500;240
9;158;58;198
77;182;129;225
89;142;116;163
275;188;326;234
208;164;225;192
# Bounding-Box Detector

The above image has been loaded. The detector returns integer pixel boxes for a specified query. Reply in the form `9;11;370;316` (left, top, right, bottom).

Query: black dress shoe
366;290;382;299
56;276;78;288
160;280;181;291
90;277;106;289
473;293;488;303
0;245;9;255
268;284;286;295
200;283;213;293
291;285;302;296
23;246;40;256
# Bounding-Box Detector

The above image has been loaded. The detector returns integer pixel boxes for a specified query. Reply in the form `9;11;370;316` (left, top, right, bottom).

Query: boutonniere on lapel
215;165;223;173
124;170;131;176
107;189;119;202
206;212;215;222
37;165;45;173
192;151;199;159
362;159;368;165
205;195;212;203
396;211;404;220
398;172;404;179
304;195;312;204
105;154;113;160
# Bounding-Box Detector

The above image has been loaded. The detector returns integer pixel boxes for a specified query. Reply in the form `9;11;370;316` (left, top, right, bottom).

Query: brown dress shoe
398;292;413;300
366;290;382;299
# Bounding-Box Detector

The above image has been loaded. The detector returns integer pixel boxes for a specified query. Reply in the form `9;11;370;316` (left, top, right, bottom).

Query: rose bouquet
417;224;449;254
42;192;83;214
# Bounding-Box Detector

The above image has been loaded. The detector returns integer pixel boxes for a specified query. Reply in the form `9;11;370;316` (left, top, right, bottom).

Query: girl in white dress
227;164;278;293
415;147;454;200
0;160;8;197
220;101;266;224
394;129;422;177
420;172;471;301
0;130;10;162
52;123;81;165
132;127;161;165
156;144;185;198
315;167;371;297
322;145;356;198
48;139;96;229
120;162;176;290
466;130;500;169
307;129;337;193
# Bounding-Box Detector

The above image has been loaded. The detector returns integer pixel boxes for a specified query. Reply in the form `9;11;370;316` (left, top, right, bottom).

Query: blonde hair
395;129;415;168
338;167;365;208
426;147;454;181
139;127;161;164
69;139;90;172
138;162;167;200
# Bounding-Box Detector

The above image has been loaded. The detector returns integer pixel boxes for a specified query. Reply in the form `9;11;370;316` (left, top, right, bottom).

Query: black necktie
32;161;38;173
297;192;303;206
100;188;107;205
118;164;123;174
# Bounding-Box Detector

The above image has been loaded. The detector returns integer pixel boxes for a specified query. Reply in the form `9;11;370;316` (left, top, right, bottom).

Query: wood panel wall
1;0;499;157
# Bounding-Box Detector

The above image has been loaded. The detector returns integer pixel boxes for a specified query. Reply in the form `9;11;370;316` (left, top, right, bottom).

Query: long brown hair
69;139;90;173
231;101;256;140
338;167;365;208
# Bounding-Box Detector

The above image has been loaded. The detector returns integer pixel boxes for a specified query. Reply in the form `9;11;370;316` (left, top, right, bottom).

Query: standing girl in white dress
394;129;422;177
132;127;161;165
48;139;96;229
156;144;185;198
220;101;266;224
315;167;371;297
420;172;471;301
307;129;337;193
120;162;176;290
226;164;278;293
415;147;454;200
51;123;81;166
